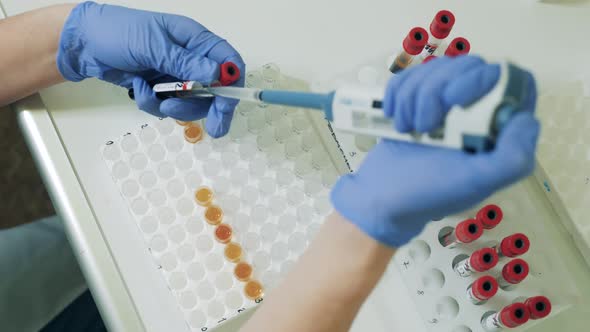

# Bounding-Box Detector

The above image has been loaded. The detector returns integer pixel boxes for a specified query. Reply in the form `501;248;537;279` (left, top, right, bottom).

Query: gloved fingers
414;56;487;132
522;71;537;112
205;97;237;138
384;60;440;132
442;63;500;109
160;14;209;48
470;112;540;192
160;98;211;121
132;77;166;118
147;43;220;83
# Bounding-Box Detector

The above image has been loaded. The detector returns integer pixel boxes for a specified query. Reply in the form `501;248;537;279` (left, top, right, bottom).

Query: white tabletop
4;0;590;331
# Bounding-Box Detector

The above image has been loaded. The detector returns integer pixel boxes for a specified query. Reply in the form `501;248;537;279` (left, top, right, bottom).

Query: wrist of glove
57;2;92;82
330;56;540;248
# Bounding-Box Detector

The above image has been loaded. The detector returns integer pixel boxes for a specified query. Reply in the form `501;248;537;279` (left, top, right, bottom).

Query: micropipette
207;61;532;153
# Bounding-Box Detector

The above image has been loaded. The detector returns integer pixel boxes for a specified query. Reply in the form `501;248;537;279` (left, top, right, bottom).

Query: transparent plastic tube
389;27;428;74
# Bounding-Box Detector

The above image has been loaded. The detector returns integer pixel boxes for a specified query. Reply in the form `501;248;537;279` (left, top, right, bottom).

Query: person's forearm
0;4;74;106
241;212;395;332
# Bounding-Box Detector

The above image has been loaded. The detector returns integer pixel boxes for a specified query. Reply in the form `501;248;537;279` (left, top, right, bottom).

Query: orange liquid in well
204;205;223;225
234;262;253;282
224;242;243;262
215;224;233;243
244;280;264;300
184;124;203;144
176;120;190;126
195;187;213;206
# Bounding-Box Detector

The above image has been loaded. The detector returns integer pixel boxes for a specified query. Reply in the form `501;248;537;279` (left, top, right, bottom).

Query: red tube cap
471;275;498;300
500;233;530;257
470;247;499;272
445;37;471;57
476;204;503;229
430;10;456;39
403;27;429;55
500;303;530;327
219;62;241;86
502;259;529;284
525;296;552;319
455;218;483;244
423;55;437;63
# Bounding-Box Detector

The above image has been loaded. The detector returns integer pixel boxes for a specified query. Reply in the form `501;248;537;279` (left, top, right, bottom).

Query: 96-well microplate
101;66;340;331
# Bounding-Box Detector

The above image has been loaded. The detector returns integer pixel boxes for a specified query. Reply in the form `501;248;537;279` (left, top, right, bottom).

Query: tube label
482;312;503;330
153;81;195;93
454;258;473;277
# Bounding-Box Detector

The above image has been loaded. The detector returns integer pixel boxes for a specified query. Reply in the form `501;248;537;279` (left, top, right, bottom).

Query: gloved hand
57;1;245;137
331;56;540;247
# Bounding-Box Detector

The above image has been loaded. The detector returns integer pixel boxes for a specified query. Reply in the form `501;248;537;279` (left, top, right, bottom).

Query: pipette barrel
493;233;530;258
389;27;429;73
467;275;498;304
454;247;499;277
497;259;529;289
439;218;483;248
481;303;530;331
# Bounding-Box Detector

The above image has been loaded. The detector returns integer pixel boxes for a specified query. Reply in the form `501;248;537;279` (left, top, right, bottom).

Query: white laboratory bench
3;1;590;331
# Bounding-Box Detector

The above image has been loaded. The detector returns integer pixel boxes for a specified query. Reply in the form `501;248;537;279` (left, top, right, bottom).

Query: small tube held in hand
417;10;455;61
444;37;471;57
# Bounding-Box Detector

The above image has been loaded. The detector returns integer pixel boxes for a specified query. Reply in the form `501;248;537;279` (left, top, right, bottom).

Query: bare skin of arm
0;4;73;107
241;212;396;332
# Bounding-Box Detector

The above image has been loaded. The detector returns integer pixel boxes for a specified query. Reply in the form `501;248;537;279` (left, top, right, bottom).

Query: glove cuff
330;175;412;248
56;2;96;82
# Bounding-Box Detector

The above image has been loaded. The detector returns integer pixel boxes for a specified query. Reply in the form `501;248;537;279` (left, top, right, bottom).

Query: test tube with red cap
439;218;484;248
493;233;530;258
444;37;471;57
389;27;429;74
422;55;437;64
476;204;503;229
524;296;552;320
467;275;499;304
497;259;529;290
417;10;455;61
481;303;530;331
454;247;499;277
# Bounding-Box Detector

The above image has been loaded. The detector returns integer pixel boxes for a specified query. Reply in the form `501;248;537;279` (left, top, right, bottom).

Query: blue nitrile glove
331;56;540;247
57;1;245;137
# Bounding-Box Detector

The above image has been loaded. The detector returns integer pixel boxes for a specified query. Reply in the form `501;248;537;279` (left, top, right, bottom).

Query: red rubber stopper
402;27;429;55
502;259;529;284
423;55;437;63
444;37;471;57
476;204;503;229
219;62;240;86
430;10;456;39
525;296;552;319
455;218;483;244
470;247;499;272
500;233;530;257
471;275;498;301
500;303;530;328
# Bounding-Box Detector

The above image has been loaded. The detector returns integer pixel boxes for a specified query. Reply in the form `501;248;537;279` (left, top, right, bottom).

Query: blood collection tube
454;247;499;277
466;275;498;304
524;296;552;320
444;37;471;57
417;10;455;61
476;204;503;229
422;55;437;64
439;218;483;248
493;233;530;258
481;303;530;331
389;27;428;74
497;259;529;290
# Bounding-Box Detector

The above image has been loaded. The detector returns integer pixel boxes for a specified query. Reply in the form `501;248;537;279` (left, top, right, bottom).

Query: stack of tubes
389;10;471;73
438;204;551;330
